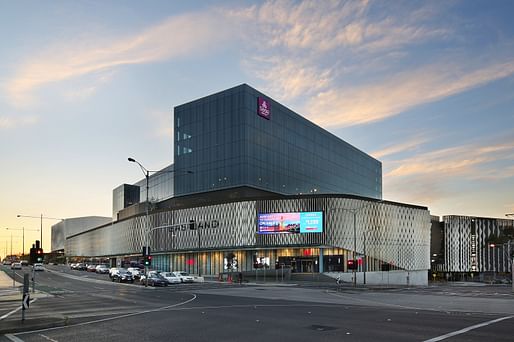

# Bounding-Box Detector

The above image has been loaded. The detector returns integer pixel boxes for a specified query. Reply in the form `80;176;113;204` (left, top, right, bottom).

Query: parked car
34;263;44;271
95;264;110;274
87;264;97;272
172;271;194;283
21;260;29;266
111;269;134;283
11;262;22;270
144;272;168;287
76;263;87;271
160;272;181;284
127;267;142;279
109;267;120;279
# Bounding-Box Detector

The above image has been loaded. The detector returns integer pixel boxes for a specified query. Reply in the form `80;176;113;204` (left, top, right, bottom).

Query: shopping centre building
53;84;432;285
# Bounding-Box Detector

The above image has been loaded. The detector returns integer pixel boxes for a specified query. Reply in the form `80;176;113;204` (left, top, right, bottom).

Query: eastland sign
167;219;220;233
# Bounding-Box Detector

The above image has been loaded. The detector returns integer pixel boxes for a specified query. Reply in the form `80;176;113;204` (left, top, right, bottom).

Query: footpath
0;268;23;302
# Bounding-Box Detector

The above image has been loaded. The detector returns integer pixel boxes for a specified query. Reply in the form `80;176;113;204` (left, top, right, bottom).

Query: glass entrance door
301;260;313;273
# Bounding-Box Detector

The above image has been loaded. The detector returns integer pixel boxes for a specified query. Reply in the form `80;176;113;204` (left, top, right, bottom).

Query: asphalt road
1;265;514;341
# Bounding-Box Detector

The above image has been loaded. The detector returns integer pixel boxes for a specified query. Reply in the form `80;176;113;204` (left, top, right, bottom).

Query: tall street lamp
331;199;383;287
128;157;192;285
5;227;39;256
505;213;514;292
17;214;63;250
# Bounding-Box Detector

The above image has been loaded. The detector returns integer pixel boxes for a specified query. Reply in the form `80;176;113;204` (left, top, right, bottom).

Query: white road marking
0;298;38;320
39;334;59;342
423;315;514;341
4;334;24;342
10;294;197;337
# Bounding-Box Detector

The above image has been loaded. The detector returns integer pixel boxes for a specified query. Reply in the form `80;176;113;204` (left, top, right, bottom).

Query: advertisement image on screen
258;212;323;234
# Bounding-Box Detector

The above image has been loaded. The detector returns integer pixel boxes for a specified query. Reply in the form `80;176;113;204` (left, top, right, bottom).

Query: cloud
305;59;514;128
385;142;514;178
382;140;514;207
371;137;428;159
5;10;232;108
244;56;333;101
0;115;39;129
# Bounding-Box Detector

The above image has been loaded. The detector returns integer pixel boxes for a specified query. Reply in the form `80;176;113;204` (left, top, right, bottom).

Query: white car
34;263;44;271
127;267;142;279
172;271;194;283
11;262;22;270
160;272;181;284
95;264;110;274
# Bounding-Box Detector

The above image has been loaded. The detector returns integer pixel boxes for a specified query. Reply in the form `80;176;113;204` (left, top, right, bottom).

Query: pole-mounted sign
22;273;30;321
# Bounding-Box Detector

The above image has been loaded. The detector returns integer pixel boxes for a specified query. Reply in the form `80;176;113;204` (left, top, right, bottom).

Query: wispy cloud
0;115;39;129
4;11;231;108
385;142;514;178
383;140;514;206
305;59;514;128
371;137;428;159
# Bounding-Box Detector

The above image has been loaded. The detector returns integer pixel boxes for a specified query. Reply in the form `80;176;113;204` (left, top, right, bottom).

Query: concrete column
319;247;324;273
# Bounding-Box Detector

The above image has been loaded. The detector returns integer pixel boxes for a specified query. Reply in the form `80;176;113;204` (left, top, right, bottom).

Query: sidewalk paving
0;269;23;301
0;269;50;302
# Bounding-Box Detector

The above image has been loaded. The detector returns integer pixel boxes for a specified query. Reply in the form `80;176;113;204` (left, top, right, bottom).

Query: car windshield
161;272;174;277
179;272;189;276
118;270;130;274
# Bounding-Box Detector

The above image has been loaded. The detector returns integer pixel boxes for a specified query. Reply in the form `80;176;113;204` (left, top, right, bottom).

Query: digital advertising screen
257;211;323;234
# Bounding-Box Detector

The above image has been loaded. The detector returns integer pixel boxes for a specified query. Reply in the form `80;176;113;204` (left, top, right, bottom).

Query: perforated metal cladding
150;201;256;252
66;196;431;271
444;216;514;272
325;198;430;271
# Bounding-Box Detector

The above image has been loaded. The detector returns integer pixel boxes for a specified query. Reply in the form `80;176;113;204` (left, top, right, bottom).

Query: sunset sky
1;0;514;256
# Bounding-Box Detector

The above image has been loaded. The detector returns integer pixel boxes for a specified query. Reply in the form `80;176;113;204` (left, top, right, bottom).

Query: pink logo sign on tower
258;97;271;120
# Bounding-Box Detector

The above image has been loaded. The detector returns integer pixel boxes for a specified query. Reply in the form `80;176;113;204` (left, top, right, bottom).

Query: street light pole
128;157;150;287
331;200;383;287
6;227;39;256
128;157;193;285
505;213;514;292
17;214;63;251
353;211;356;287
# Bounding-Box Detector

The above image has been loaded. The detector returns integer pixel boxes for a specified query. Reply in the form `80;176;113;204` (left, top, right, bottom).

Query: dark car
76;263;87;271
112;269;134;283
145;273;168;287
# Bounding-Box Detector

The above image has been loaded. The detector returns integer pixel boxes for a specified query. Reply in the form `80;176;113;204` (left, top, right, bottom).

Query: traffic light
29;247;36;264
347;259;357;270
144;255;152;266
36;248;43;263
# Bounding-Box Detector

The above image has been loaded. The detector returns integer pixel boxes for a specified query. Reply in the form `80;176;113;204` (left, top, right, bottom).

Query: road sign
22;293;30;309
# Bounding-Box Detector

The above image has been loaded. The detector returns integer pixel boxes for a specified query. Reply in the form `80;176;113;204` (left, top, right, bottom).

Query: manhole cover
309;325;337;331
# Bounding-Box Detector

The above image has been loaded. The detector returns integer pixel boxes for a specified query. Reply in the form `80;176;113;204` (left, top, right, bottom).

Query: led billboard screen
257;211;323;234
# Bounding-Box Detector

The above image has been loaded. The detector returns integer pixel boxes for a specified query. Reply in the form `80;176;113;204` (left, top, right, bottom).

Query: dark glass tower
173;84;382;199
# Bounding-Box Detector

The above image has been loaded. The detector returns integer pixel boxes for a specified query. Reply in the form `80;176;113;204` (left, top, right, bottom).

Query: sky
1;0;514;257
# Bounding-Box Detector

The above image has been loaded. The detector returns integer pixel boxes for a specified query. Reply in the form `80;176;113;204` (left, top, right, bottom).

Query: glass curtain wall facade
174;84;382;199
134;164;175;204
